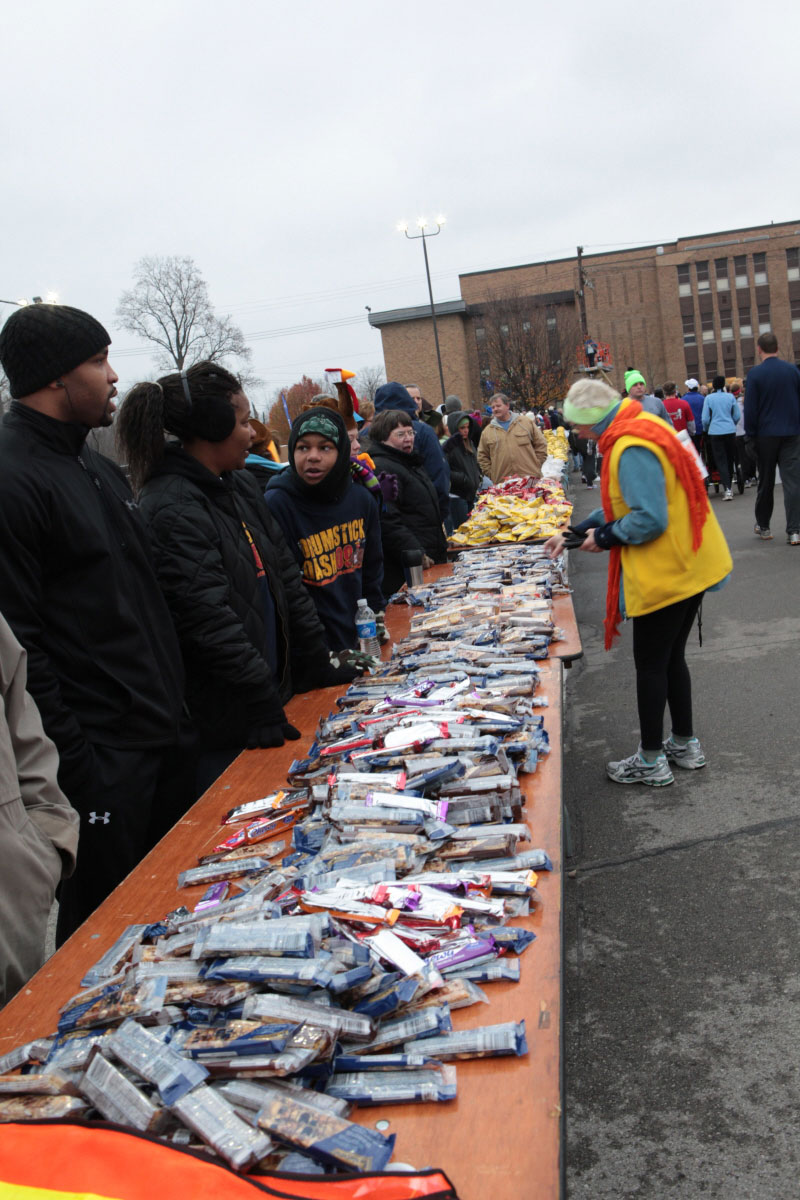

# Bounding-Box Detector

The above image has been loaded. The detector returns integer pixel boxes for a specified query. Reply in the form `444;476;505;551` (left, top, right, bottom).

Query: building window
522;320;531;333
753;252;767;286
787;248;800;281
720;322;734;340
743;353;754;369
738;306;752;337
734;255;748;288
791;297;800;331
546;316;557;330
480;367;491;378
757;302;771;333
475;326;486;341
696;261;710;292
677;264;691;296
499;324;509;336
682;313;696;345
701;310;715;342
715;258;730;290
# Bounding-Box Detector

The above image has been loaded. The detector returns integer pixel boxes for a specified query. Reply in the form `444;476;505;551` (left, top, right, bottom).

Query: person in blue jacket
702;376;741;500
373;381;451;526
265;407;385;654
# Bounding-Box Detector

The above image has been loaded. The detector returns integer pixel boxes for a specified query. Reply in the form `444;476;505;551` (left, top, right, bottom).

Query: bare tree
0;372;10;413
475;289;580;409
356;364;386;403
116;256;252;372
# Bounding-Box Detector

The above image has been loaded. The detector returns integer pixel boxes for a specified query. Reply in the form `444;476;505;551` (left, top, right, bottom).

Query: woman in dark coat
367;409;448;595
116;362;355;791
443;411;482;527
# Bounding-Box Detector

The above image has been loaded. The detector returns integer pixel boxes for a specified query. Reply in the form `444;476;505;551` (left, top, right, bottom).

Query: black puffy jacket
366;442;448;595
138;445;329;748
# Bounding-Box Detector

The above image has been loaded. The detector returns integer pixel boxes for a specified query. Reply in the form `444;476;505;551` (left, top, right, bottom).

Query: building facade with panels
368;219;800;410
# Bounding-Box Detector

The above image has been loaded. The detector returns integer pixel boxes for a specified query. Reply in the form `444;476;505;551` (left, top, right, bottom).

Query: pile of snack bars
0;550;565;1178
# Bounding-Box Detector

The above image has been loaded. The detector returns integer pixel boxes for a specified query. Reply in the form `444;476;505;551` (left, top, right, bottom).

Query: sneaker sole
665;755;706;770
606;768;674;786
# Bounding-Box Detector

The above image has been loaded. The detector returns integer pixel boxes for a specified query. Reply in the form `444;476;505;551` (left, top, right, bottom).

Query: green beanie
624;369;646;392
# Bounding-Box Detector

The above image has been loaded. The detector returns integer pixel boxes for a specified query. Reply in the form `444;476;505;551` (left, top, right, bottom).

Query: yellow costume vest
604;407;732;618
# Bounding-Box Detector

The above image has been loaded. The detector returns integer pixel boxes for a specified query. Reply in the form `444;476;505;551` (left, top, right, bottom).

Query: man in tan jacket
0;613;78;1005
477;393;548;483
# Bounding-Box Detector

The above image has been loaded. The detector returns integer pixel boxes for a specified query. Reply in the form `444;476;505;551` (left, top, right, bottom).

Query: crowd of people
1;298;798;1007
0;302;553;1006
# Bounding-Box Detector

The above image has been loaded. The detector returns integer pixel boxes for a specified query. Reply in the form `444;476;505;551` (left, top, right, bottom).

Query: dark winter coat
138;445;329;748
373;382;451;521
265;408;385;651
443;414;482;505
367;441;448;595
0;403;186;797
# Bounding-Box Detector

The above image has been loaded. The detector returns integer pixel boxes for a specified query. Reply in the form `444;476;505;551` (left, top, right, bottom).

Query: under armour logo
88;811;111;825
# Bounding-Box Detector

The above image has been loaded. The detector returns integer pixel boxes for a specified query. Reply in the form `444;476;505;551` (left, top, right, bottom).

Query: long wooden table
0;591;564;1200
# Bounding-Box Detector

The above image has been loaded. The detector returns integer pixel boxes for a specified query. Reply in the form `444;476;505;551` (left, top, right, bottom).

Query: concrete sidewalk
563;480;800;1197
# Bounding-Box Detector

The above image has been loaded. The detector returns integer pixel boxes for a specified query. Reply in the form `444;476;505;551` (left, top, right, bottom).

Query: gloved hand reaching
245;722;302;749
244;698;301;749
329;647;380;673
375;611;390;644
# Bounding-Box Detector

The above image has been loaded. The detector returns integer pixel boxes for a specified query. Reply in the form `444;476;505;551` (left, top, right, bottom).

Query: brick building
368;219;800;409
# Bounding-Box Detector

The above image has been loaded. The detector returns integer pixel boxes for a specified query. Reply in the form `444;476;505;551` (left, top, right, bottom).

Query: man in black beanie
0;303;194;943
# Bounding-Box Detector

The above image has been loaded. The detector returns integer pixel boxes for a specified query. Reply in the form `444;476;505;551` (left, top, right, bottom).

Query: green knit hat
624;369;646;392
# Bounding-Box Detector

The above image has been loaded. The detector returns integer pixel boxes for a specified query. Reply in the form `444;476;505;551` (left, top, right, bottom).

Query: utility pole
576;245;589;340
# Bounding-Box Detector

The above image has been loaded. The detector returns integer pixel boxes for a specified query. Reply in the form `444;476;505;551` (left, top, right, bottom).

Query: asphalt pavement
563;474;800;1198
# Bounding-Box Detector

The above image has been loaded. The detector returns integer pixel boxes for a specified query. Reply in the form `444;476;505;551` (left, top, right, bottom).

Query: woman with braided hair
545;378;732;787
116;362;358;793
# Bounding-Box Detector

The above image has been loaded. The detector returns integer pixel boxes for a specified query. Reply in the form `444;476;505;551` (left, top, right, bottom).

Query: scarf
597;400;710;649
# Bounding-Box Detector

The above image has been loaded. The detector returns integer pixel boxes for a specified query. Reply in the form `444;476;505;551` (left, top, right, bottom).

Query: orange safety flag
0;1123;459;1200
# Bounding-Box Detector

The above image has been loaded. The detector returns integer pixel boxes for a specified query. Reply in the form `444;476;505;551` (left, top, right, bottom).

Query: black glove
245;721;301;749
592;522;624;550
319;662;361;688
562;526;588;549
375;610;390;644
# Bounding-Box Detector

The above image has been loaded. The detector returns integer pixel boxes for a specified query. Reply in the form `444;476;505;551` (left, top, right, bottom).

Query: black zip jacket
366;442;448;595
443;423;482;505
0;403;186;795
138;446;329;748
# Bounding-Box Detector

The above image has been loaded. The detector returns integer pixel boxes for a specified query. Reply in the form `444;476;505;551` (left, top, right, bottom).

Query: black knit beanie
0;304;111;398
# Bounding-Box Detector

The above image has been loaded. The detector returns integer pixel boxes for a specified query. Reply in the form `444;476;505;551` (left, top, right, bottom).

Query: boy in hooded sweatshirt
265;408;385;652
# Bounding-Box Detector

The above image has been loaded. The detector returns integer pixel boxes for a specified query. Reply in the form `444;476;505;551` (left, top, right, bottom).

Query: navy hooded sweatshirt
373;382;451;521
265;408;385;651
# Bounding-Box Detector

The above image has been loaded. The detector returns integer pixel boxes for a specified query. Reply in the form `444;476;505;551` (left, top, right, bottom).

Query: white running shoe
606;747;674;787
663;734;706;770
724;489;733;500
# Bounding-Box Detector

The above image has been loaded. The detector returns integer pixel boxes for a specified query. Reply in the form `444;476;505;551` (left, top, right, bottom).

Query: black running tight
631;592;704;751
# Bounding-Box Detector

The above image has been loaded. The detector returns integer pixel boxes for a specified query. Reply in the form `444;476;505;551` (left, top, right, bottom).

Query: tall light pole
398;216;447;407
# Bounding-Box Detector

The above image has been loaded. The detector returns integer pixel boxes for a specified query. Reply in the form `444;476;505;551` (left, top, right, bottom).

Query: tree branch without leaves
116;256;252;372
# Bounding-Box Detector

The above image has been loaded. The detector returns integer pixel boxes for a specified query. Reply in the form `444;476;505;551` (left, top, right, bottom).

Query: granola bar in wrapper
242;994;375;1044
106;1018;208;1105
182;1020;298;1059
404;1019;528;1060
81;925;149;988
80;1052;165;1132
171;1084;273;1170
0;1071;81;1097
256;1091;395;1172
219;1077;351;1119
0;1095;89;1122
325;1065;457;1105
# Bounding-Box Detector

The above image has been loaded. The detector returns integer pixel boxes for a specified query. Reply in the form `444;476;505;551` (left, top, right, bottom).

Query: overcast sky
3;0;798;409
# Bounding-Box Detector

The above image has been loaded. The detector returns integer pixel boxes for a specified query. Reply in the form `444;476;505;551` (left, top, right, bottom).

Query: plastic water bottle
355;599;380;656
